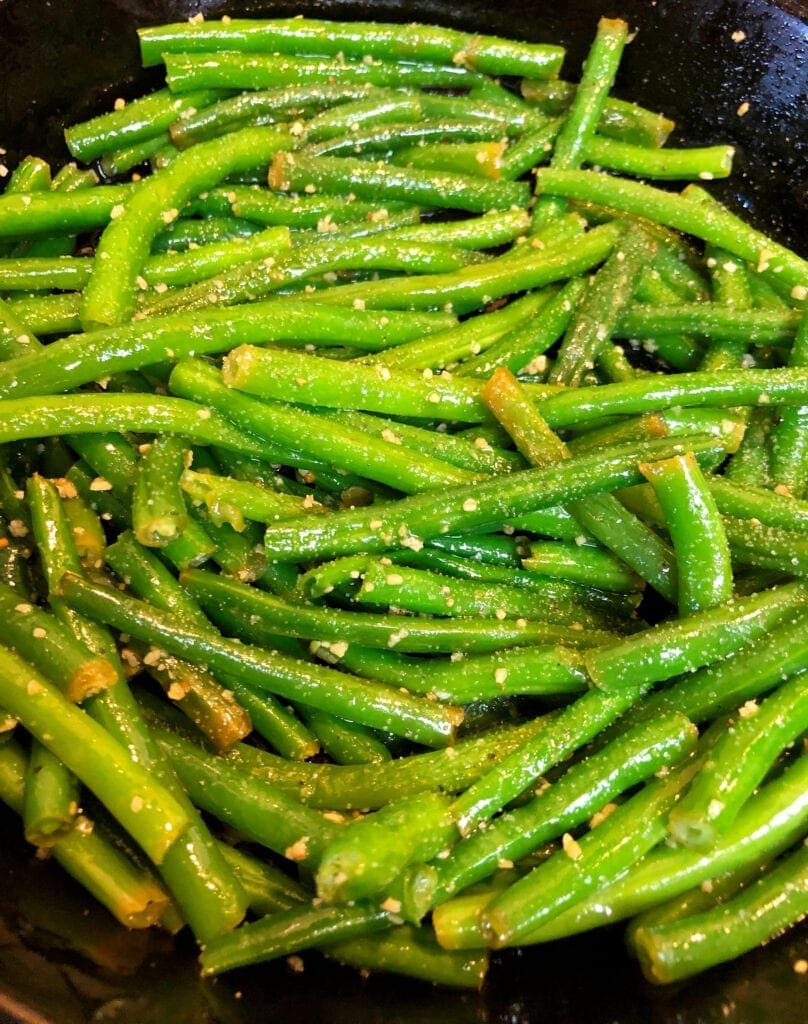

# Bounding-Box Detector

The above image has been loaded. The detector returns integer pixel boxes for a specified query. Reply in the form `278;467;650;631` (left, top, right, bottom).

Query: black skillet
0;0;806;1021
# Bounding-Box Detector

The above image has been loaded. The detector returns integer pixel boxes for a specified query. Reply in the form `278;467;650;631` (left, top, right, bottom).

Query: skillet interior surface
0;0;806;1021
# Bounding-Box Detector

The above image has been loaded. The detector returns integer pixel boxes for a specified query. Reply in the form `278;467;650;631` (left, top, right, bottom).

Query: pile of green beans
0;10;805;998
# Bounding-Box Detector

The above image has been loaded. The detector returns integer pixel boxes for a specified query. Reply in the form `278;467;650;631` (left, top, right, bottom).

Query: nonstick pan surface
0;0;806;1021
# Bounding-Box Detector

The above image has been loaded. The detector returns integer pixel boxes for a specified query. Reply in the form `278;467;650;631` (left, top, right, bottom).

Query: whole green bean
164;52;484;93
140;17;565;78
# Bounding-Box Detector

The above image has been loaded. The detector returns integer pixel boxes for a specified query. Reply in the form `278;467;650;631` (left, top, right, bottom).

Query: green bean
548;224;657;386
260;434;725;562
552;18;628;172
216;842;308;915
317;791;456;903
153;214;263;250
586;581;808;691
209;186;413;229
457;277;586;378
0;644;191;864
0;295;41;359
64;88;225;162
0;184;135;239
143;235;478;316
425;712;696;913
3;156;51;193
286;220;623;314
614;304;800;346
309;122;509;160
140;17;565;77
328;924;488;989
82;126;296;328
330;643;588;704
142;225;291;287
520;79;674;148
0;393;277;461
179;85;399;148
537;367;808;431
183;563;616;654
316;411;522;477
379;208;530;251
770;310;808;498
199;900;393;976
632;842;808;983
0;582;116;702
58;571;462;747
222;678;320;761
668;673;808;848
366;288;556;371
478;738;702;947
165;53;484;93
724;405;775;488
523;542;642;593
22;740;79;847
535;168;808;294
583;136;734;180
61;493;107;567
170;359;479;492
723;516;808;576
354;560;624;631
706;244;755;313
499;118;562;179
99;133;172;178
639;452;732;615
0;738;170;928
142;650;252;752
132;435;189;547
0;300;456;401
221;343;521;421
269;150;529;214
297;706;390;766
153;725;339;865
4;293;82;336
180;468;325;530
519;754;808;944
